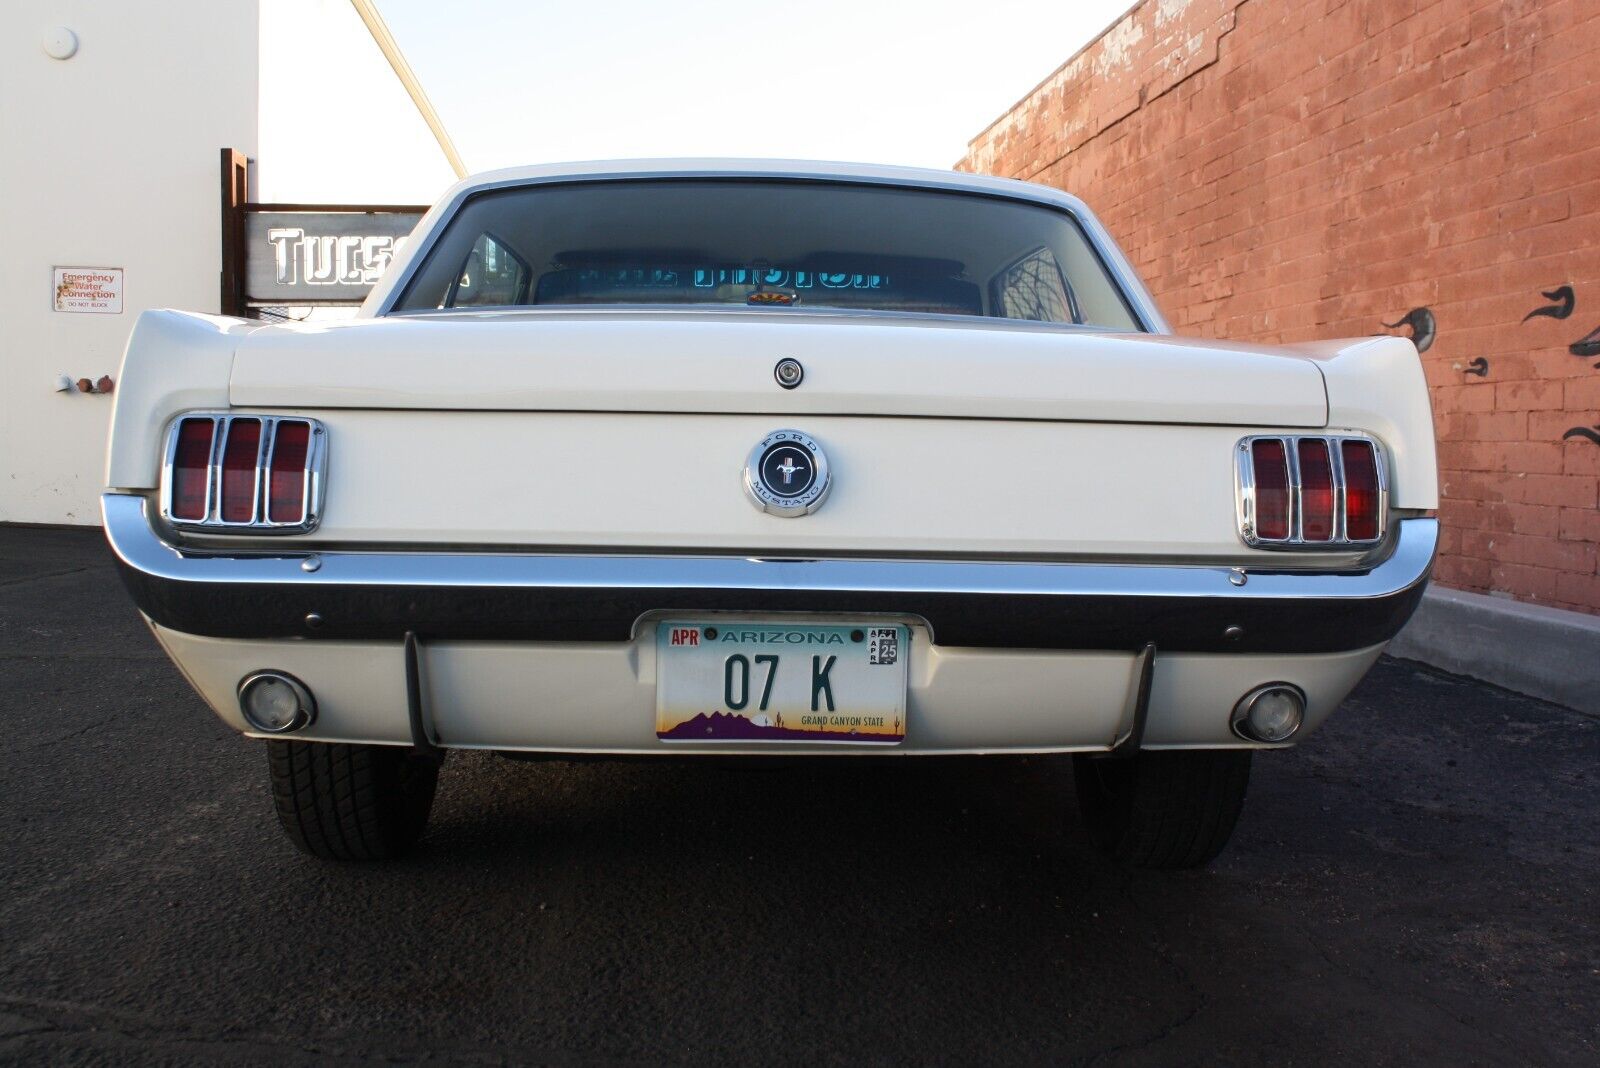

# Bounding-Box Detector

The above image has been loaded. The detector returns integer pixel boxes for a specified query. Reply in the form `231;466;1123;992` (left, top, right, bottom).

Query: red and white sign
53;267;123;314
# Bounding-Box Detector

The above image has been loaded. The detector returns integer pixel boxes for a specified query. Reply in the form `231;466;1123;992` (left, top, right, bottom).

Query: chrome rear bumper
103;493;1436;654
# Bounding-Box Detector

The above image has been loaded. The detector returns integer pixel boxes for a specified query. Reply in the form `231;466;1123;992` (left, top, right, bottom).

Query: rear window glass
391;180;1142;329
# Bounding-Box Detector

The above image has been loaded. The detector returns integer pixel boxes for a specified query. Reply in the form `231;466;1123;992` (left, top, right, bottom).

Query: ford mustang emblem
743;429;831;517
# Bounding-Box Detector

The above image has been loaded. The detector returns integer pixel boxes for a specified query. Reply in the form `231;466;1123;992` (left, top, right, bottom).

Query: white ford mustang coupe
103;160;1437;867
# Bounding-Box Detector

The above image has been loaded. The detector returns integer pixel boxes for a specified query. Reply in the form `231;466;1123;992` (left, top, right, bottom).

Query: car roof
438;158;1087;213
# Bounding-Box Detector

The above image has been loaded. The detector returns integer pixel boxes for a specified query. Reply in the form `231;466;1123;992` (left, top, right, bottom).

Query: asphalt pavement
1;524;1596;1065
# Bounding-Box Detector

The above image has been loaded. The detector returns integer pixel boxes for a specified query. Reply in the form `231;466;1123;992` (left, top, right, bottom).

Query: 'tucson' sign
244;211;423;303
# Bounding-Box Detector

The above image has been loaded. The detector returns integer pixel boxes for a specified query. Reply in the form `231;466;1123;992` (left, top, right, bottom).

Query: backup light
1232;684;1305;743
238;671;316;733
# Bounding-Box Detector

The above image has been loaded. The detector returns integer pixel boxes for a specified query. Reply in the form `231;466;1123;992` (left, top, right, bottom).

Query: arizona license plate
656;621;908;743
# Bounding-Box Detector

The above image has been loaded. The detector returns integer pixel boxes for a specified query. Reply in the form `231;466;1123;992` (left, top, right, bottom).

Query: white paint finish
0;0;259;523
910;644;1132;748
1141;644;1385;747
114;323;1431;553
151;624;410;742
229;311;1329;428
199;410;1319;558
151;621;1383;753
1311;334;1440;509
104;311;251;490
429;633;1133;751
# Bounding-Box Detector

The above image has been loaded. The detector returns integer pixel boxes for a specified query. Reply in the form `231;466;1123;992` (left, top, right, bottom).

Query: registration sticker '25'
868;628;898;666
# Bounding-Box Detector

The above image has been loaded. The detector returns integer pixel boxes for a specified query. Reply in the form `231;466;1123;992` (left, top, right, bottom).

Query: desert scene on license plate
657;708;905;743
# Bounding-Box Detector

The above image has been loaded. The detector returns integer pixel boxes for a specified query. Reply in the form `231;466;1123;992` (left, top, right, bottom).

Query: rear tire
267;741;441;861
1072;749;1251;869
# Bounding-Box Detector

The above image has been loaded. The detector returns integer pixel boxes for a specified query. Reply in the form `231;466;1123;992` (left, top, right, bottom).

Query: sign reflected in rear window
391;180;1142;330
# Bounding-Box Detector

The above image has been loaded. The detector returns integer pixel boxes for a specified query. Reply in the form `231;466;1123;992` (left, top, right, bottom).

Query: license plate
656;621;908;743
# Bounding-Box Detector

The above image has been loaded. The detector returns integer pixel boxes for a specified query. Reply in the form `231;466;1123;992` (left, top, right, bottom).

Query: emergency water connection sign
53;267;123;313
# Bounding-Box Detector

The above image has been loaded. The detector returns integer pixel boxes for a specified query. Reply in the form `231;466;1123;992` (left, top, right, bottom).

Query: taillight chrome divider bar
1235;433;1388;550
160;413;327;534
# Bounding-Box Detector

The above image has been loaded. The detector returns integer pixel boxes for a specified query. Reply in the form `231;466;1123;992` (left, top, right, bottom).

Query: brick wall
959;0;1600;613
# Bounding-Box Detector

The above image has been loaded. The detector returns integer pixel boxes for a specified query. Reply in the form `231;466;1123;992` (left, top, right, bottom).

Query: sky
259;0;1133;204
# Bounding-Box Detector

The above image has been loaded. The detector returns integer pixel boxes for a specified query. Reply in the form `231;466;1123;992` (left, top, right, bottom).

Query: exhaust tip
1231;683;1305;744
238;671;316;734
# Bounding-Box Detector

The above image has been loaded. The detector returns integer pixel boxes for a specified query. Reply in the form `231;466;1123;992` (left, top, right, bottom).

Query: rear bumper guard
103;492;1436;654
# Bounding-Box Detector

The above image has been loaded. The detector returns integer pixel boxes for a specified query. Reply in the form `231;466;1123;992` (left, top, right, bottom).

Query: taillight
1250;439;1291;541
219;418;262;523
1237;434;1385;548
170;418;215;521
161;413;325;533
267;421;311;524
1296;439;1334;541
1341;439;1381;541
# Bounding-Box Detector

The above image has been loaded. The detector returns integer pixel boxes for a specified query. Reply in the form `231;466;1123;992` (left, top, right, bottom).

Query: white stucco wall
0;1;260;524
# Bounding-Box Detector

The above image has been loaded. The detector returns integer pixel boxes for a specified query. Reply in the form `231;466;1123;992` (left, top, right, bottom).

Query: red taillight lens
170;418;215;520
1342;440;1381;540
165;414;323;532
219;418;262;523
267;421;311;523
1251;439;1291;540
1297;439;1334;541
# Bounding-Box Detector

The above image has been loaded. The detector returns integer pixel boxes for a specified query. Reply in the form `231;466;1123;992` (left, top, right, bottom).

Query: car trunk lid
228;310;1328;427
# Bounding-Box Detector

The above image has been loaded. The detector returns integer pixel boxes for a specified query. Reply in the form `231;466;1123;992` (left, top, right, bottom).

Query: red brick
1434;552;1490;590
1531;411;1587;441
1555;571;1600;606
1484;501;1561;538
1496;380;1565;411
1438;497;1486;529
1562;439;1600;476
1498;531;1596;572
1516;473;1599;509
1558;505;1600;543
1564;376;1600;412
1488;561;1561;602
1438;411;1527;442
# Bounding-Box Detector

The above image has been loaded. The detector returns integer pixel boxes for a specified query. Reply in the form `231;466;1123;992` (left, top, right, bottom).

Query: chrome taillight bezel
1235;433;1387;549
159;413;327;534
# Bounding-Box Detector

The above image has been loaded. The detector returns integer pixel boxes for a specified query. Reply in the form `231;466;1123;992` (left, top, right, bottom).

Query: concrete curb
1388;586;1600;716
